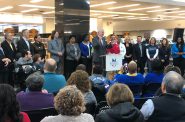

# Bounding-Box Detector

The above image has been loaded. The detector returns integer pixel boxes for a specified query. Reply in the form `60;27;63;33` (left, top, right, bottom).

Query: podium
104;54;122;71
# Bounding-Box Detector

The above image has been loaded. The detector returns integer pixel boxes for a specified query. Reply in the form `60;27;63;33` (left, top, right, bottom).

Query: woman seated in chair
41;85;94;122
0;84;30;122
95;83;144;122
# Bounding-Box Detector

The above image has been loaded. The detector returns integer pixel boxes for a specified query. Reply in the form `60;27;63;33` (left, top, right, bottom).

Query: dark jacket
95;102;144;122
133;43;146;60
148;93;185;122
33;42;46;59
17;37;34;55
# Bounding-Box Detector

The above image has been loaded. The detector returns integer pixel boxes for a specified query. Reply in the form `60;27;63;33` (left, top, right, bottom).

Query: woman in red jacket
0;84;30;122
107;34;120;54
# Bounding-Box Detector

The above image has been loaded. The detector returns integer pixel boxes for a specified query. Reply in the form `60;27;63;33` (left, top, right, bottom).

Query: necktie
139;44;142;57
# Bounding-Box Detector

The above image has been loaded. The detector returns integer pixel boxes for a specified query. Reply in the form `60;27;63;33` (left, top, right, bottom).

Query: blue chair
127;84;144;98
142;83;161;97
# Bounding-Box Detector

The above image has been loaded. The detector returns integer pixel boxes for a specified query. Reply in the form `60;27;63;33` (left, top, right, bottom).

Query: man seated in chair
114;61;144;97
43;58;66;94
17;73;54;111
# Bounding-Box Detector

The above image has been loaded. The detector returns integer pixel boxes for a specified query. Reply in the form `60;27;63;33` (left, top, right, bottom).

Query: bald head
44;58;57;72
128;61;137;74
162;71;184;94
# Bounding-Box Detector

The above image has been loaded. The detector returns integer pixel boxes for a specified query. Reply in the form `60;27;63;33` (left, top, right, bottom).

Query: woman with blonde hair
41;85;94;122
95;83;144;122
124;36;133;63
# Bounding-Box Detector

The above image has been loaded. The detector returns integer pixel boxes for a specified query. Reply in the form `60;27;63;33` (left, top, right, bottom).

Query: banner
106;54;122;71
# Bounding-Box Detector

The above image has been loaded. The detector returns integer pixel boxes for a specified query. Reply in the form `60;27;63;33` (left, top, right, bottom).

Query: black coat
1;40;16;61
17;38;34;55
95;102;144;122
133;43;146;60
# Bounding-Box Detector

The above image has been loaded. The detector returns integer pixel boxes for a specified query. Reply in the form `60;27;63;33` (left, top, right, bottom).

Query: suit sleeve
48;41;58;55
92;38;100;49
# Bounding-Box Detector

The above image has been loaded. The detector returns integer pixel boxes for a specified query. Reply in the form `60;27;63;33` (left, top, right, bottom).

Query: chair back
128;84;143;97
143;83;161;97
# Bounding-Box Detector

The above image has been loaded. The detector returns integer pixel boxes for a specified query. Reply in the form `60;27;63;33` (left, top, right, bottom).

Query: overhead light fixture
0;6;13;11
30;0;44;3
178;13;185;15
19;4;54;9
127;18;138;20
42;11;55;14
147;8;180;12
59;3;64;6
173;0;185;2
158;15;185;19
164;10;185;14
128;6;160;11
99;15;118;18
90;10;147;15
113;17;125;19
140;18;150;20
21;9;38;13
90;1;117;8
108;4;140;10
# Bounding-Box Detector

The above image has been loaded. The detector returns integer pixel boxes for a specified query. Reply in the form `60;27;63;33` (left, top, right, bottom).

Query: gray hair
26;72;44;91
163;71;185;94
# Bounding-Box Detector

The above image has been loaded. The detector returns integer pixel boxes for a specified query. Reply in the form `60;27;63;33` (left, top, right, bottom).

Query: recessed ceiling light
128;6;160;11
108;4;140;10
19;4;54;9
90;1;117;8
127;18;138;20
0;6;13;11
30;0;44;3
90;10;147;15
147;8;180;12
21;9;38;13
42;11;55;14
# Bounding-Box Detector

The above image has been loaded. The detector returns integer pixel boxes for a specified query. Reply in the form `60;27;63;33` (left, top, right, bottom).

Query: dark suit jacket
1;40;16;62
92;36;107;63
133;43;146;60
0;49;6;71
17;38;34;55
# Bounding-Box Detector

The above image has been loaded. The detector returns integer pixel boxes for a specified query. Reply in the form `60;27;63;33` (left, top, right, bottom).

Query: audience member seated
141;71;185;122
33;54;44;71
67;70;97;106
76;64;86;71
0;84;30;122
41;85;94;122
115;61;144;84
95;83;144;122
89;65;108;102
144;59;164;84
17;73;54;111
43;58;66;94
15;50;35;90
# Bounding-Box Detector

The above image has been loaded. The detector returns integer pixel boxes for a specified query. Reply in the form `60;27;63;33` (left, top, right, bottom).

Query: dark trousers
81;57;92;75
0;70;9;84
173;57;185;75
137;57;146;74
65;59;78;80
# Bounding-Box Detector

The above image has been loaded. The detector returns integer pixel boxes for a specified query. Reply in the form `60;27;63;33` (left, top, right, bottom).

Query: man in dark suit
17;29;34;56
92;29;107;67
1;33;16;86
133;36;146;74
0;44;11;84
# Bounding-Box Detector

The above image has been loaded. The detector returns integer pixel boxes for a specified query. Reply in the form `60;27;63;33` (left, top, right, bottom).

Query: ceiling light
108;4;140;10
113;17;125;19
0;6;13;11
19;4;54;9
178;13;185;15
140;18;150;20
99;15;118;18
90;1;117;8
158;15;185;19
91;13;101;16
128;6;160;11
127;18;138;20
42;11;55;14
164;10;185;14
90;10;147;15
147;8;180;12
30;0;44;3
21;9;38;13
173;0;185;2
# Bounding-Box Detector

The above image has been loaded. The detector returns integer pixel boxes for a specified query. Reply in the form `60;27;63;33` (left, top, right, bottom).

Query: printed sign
106;54;122;71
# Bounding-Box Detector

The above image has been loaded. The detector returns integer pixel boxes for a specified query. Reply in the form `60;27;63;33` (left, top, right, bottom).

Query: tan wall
43;18;55;33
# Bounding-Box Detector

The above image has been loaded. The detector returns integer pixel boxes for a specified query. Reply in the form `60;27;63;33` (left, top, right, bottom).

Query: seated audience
115;61;144;84
95;83;144;122
67;70;97;105
164;64;181;75
89;65;109;102
33;54;44;71
17;73;54;111
16;51;33;65
141;71;185;121
76;64;86;71
43;58;66;94
41;85;94;122
0;84;30;122
144;59;164;84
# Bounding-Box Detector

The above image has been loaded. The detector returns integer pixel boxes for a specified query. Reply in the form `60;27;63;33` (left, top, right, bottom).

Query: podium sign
106;54;122;71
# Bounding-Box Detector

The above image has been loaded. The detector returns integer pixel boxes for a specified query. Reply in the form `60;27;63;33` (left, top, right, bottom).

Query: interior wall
43;18;55;33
